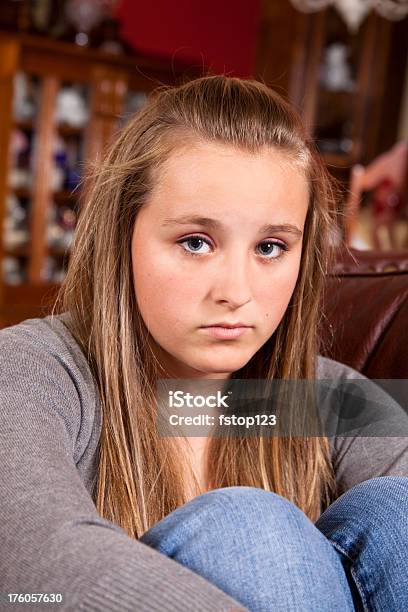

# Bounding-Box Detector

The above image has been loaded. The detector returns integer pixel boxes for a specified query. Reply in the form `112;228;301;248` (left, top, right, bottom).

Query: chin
194;356;251;375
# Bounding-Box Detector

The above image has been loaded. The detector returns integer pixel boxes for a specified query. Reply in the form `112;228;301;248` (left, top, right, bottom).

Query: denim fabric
315;477;408;612
140;477;408;612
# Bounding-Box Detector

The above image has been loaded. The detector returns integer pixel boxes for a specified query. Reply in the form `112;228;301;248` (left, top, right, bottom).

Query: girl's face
132;141;309;379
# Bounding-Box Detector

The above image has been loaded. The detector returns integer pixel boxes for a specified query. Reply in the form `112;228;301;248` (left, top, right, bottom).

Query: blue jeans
140;477;408;611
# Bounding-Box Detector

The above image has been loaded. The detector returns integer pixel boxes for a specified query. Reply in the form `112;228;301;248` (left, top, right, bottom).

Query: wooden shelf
12;187;32;199
53;190;78;203
57;124;85;138
13;118;35;131
48;246;71;258
3;243;31;257
8;31;195;77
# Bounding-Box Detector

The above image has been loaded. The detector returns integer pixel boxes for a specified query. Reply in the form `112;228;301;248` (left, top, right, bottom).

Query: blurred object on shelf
3;194;29;249
9;129;34;189
0;0;124;47
64;0;121;47
13;72;38;120
52;136;68;192
2;256;26;285
290;0;408;32
0;0;69;37
97;17;124;54
56;86;88;127
65;0;105;46
345;141;408;249
319;42;355;91
51;133;84;193
53;82;88;194
64;165;81;191
46;204;77;250
41;256;67;283
31;0;69;39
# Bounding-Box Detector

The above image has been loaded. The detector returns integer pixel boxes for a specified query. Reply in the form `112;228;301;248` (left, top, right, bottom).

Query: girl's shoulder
316;355;366;380
0;311;96;394
0;312;100;466
1;312;87;373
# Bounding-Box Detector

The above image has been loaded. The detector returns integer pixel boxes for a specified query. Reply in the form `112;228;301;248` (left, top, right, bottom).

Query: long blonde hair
53;75;339;537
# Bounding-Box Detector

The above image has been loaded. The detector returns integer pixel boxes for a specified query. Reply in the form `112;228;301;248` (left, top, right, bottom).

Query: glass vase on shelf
2;256;27;285
313;8;362;163
13;72;40;125
3;194;30;251
55;84;89;129
64;0;120;47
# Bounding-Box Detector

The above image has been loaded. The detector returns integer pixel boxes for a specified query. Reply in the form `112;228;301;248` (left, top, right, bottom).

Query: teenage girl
1;75;408;612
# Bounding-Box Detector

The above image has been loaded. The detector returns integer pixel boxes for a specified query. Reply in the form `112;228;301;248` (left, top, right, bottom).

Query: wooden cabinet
289;8;395;173
0;33;192;328
257;4;407;179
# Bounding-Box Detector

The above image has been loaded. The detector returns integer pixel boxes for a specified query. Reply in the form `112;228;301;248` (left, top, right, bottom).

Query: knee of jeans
201;485;289;506
193;485;305;530
142;486;325;563
341;476;408;528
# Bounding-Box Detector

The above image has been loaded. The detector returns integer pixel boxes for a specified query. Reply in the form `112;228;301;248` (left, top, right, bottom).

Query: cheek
132;245;202;329
260;261;301;327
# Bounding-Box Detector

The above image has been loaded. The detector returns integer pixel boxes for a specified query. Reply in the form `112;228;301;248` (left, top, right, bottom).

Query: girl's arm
317;355;408;497
0;319;245;612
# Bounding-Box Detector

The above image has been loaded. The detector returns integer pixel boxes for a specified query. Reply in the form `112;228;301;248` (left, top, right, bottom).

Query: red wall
117;0;261;77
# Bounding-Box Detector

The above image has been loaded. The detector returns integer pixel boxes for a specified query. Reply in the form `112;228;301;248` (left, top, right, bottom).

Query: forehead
147;141;310;222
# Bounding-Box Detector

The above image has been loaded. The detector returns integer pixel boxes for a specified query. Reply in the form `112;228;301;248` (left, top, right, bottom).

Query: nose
211;250;253;308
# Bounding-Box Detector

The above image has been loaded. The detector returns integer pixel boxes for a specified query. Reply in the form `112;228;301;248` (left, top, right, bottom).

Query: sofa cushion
319;248;408;380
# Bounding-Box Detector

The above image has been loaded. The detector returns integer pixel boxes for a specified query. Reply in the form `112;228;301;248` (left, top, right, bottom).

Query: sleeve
317;356;408;497
0;331;245;612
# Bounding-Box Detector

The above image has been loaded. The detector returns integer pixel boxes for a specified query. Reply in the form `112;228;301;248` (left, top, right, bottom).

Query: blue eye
177;235;288;260
256;241;288;259
177;236;212;256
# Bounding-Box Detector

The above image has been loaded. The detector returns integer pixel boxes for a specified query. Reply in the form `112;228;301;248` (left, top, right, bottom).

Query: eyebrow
161;215;303;237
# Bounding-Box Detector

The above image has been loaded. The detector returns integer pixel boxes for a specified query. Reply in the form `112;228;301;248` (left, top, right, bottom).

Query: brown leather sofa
320;247;408;381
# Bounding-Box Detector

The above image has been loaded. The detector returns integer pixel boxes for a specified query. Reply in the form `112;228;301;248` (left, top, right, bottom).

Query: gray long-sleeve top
1;313;407;611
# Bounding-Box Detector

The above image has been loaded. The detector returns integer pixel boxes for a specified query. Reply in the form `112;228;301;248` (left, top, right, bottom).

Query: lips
200;326;251;340
203;323;251;329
